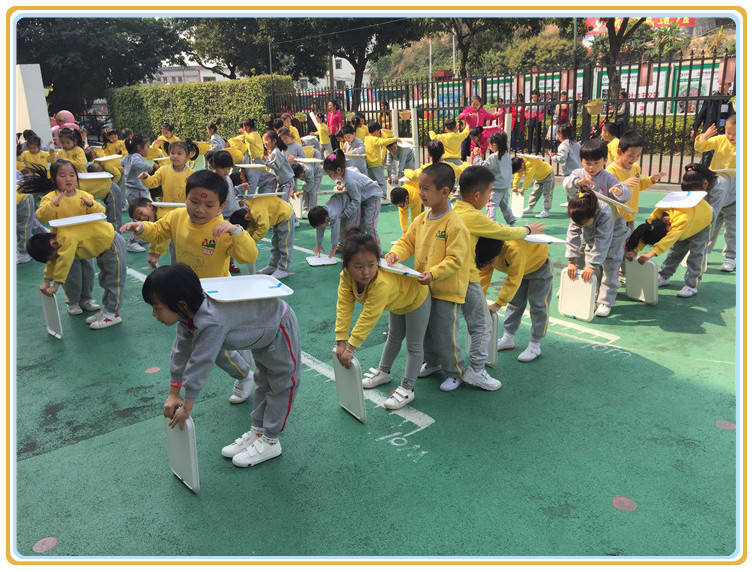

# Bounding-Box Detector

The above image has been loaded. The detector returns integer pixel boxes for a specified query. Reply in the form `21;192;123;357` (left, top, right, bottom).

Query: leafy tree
589;17;653;97
498;36;590;74
16;17;184;112
646;22;691;61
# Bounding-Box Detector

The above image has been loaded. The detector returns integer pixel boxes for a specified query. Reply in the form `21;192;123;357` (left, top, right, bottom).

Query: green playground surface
10;171;741;563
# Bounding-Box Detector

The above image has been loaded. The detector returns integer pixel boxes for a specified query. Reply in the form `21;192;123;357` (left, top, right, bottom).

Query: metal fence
269;50;735;184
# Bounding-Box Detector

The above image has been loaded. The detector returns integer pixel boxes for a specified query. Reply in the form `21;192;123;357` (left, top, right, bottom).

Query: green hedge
106;75;296;141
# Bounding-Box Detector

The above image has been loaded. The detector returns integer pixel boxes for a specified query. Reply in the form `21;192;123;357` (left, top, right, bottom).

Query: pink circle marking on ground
141;267;150;270
32;537;58;553
145;367;161;374
612;496;638;512
715;420;736;430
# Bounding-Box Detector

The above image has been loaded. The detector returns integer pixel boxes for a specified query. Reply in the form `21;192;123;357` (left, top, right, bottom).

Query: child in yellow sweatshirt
694;114;736;171
389;184;423;237
364;121;396;202
386;163;470;391
429;118;470;165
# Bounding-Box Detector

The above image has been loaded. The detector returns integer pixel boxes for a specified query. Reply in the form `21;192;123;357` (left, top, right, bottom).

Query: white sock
527;341;541;352
500;332;515;345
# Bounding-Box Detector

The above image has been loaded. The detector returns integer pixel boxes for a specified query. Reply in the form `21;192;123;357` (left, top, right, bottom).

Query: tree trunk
350;59;366;112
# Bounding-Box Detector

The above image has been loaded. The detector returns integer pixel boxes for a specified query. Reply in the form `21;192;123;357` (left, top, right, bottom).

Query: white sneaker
67;304;83;316
16;252;32;263
380;197;392;206
559;202;569;207
521;207;534;215
595;303;612;317
517;345;542;363
439;376;461;392
462;367;501;391
271;269;289;279
232;438;282;467
80;299;101;312
657;276;671;287
417;363;442;378
497;335;515;351
535;210;550;218
126;241;146;253
384;386;415;410
677;285;698;298
221;428;263;458
720;259;735;272
85;309;105;324
229;371;254;404
362;367;391;389
89;312;122;329
258;265;275;275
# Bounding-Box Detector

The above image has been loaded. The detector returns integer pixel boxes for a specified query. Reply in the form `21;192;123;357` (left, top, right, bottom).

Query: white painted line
261;237;317;256
127;268;149;283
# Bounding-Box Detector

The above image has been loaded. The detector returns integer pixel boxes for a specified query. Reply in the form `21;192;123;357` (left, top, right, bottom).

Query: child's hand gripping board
558;267;598;322
466;310;499;367
331;348;366;423
165;412;200;493
40;291;63;339
595;192;638;215
378;259;423;278
524;233;567;244
510;189;524;218
625;258;658;305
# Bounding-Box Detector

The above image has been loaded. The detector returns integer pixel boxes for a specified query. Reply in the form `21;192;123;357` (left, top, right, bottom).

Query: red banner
648;17;695;28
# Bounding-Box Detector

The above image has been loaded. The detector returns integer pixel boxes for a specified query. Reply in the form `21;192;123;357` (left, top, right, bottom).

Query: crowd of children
15;93;737;467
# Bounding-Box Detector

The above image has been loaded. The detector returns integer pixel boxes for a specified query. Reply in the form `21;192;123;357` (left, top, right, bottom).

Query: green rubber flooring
10;174;740;563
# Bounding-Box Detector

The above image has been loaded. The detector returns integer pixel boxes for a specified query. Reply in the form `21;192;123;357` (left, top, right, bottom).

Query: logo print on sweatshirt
435;230;446;240
201;238;216;255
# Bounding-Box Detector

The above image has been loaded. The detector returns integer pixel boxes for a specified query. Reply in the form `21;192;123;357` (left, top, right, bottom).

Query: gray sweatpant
268;213;296;271
707;202;736;262
302;173;323;211
96;232;127;313
17;194;35;254
594;230;628;307
527;172;555;211
502;257;553;343
360;196;381;245
378;291;432;389
367;166;387;198
103;182;124;231
660;224;712;289
486;188;516;225
463;282;491;371
63;258;95;307
423;298;465;380
216;307;301;440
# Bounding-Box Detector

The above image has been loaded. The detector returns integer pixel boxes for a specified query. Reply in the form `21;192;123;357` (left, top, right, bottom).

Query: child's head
160;123;175;138
334;129;345;144
210;150;234;178
128;197;157;222
307;205;329;228
281;113;292;127
567;188;599;227
206;118;220;134
681;163;717;192
386;141;398;154
58;127;80;150
427;139;445;164
26;233;60;264
560;90;568;100
601;122;619;141
511;156;526;174
26;135;41;154
459;165;494;210
263;130;286;152
351;115;363;128
724;114;736;146
515;93;524;103
272;118;285;131
228;208;259;235
184;170;228;224
168;140;191;168
316;112;325;123
277;126;296;146
367;121;381;135
530;90;540;101
390;186;409;208
17;164;57;195
292;162;305;180
341;124;356;143
342;227;381;288
469;126;483;143
121;128;133;141
488;131;508;158
323;149;346;179
475;236;504;270
142;264;205;324
619;89;627;99
626;217;668;252
444;118;458;132
103;127;118;145
557;123;574;142
470;95;483;110
579;139;608;176
87;162;105;173
418;162;455;209
125;134;150;156
616;130;644;168
51;159;78;193
241;118;256;132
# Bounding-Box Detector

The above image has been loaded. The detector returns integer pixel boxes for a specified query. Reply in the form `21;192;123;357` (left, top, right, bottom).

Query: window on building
203;77;217;82
336;80;346;89
335;59;342;70
299;80;309;90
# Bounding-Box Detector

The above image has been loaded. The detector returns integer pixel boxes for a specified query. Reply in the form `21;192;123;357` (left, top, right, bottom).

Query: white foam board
40;291;63;339
295;157;323;164
654;191;707;209
290;194;304;219
77;172;113;180
625;258;658;305
94;154;121;162
200;275;293;301
309;112;321;128
558;267;597;322
510;190;524;218
150;202;185;208
48;213;107;228
378;259;423;278
165;414;200;493
332;348;366;423
306;256;341;266
235;163;267;169
524;233;567;244
596;192;638;214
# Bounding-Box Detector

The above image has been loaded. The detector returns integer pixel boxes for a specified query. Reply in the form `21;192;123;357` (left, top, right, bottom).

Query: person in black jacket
692;80;733;167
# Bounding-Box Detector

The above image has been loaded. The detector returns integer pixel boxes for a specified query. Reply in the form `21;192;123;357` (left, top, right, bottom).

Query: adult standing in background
327;99;343;153
378;100;392;131
525;90;545;155
457;95;496;161
692;80;733;168
509;93;526;153
612;89;630;137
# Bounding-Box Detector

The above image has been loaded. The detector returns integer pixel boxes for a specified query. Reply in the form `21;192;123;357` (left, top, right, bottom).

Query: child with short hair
230;194;295;280
386;140;416;185
281;113;302;144
48;128;87;172
389;184;423;237
277;127;305;161
335;228;432;410
138;140;196;218
563;139;630;204
121;170;258;278
310;112;331;156
473;131;516;224
16;135;52;171
601;122;621;165
152;122;179;156
429;118;470;165
341;124;367;174
694;114;736;171
386;163;471;391
145;264;300;468
364;121;396;201
512;155;555;219
127;197;169;269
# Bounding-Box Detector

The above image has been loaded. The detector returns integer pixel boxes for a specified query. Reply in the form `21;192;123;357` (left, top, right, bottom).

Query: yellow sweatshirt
335;268;429;348
316;123;330;146
36;189;105;224
142;164;194;218
355;125;368;142
138;209;257;278
244;196;294;242
638;203;713;257
397;184;423;233
288;125;302;144
49;147;87;173
481;241;549;306
102;140;127;157
365;133;397;168
17;150;51;171
44;220;115;284
243;131;264;159
513;157;553;191
694;134;736;171
388;207;470;303
452;200;528;284
606;162;655;223
153;135;179;155
607;138;619;165
428;127;470;160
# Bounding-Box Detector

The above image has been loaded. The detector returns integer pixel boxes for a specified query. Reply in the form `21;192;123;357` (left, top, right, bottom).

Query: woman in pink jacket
457;95;497;160
327;99;343;152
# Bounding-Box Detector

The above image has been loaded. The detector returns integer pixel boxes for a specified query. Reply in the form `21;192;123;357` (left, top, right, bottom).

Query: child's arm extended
489;247;526;311
220;222;258;264
163;321;195;428
138;167;164;188
334;275;357;367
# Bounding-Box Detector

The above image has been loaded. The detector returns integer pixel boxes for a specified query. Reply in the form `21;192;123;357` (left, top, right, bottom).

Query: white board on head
332;349;366;423
306;255;341;266
77;172;113;180
150;202;186;208
94;154;121;162
466;310;499;367
200;275;293;302
558;268;597;322
40;291;63;339
654;191;707;209
235;163;267;169
295;157;323;164
378;259;422;278
625;259;658;305
49;212;107;228
510;190;524;218
345;153;366;158
165;414;200;493
517;153;544;161
596;192;638;214
524;233;567;245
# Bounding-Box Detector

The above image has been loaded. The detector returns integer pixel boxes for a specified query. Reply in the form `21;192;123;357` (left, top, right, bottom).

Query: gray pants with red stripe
360;196;381;246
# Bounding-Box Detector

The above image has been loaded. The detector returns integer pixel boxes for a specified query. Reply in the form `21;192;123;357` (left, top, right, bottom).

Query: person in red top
326;99;343;153
525;90;546;154
509;93;526;153
458;95;497;161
